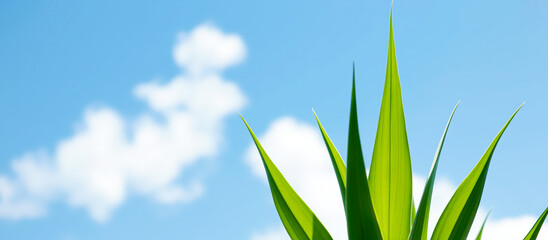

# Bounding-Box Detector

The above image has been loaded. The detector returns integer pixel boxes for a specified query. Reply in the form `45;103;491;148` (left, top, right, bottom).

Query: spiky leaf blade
524;207;548;240
368;7;413;240
431;104;523;240
346;67;383;240
409;102;459;240
313;110;347;206
475;210;491;240
241;116;333;240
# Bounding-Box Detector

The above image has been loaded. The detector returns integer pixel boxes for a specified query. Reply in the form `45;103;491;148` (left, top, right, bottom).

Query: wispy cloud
0;23;246;222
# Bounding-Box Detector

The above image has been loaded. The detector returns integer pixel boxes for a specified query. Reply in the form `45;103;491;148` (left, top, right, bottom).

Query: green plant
241;7;548;240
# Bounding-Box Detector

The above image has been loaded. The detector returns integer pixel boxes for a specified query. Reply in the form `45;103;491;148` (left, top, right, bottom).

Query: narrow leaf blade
524;207;548;240
314;110;347;206
475;210;491;240
368;7;413;239
409;102;459;240
241;116;333;240
346;67;383;240
432;104;523;240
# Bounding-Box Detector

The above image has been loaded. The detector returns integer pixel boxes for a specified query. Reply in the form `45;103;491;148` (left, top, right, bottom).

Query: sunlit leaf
524;207;548;240
409;102;459;240
431;104;523;240
241;116;333;240
313;110;347;206
345;67;383;240
368;7;413;240
475;210;491;240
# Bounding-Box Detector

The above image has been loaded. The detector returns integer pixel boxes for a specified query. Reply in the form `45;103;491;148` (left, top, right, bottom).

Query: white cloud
246;117;547;240
0;176;46;220
0;23;246;222
173;22;246;75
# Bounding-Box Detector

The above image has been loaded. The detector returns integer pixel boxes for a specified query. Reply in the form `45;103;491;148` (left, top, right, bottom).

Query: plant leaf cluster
242;6;547;240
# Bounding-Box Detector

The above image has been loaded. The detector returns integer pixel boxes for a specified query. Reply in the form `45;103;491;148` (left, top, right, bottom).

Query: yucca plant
241;6;548;240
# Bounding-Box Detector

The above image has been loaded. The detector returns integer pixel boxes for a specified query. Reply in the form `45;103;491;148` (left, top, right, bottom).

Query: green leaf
431;104;524;240
345;66;383;240
368;7;413;240
313;110;347;206
411;200;416;228
524;207;548;240
409;102;459;240
475;210;491;240
241;116;333;240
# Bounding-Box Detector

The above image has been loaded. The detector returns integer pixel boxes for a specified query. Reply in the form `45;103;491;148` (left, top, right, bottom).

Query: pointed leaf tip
368;7;413;239
410;102;459;240
432;106;523;240
242;118;333;240
313;110;347;207
345;67;383;240
524;207;548;240
475;210;492;240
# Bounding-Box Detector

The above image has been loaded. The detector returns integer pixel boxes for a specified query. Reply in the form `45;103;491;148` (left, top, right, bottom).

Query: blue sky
1;0;547;239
